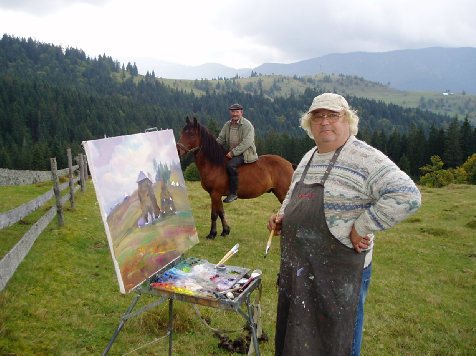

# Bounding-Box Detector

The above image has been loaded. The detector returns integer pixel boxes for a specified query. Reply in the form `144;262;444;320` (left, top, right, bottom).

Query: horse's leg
208;194;230;238
218;201;230;237
273;176;292;203
273;188;287;204
207;213;218;240
207;195;221;239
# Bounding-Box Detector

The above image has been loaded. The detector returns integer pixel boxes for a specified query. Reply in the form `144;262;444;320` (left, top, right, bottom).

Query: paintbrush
215;243;239;268
220;243;239;263
220;249;238;265
264;223;276;258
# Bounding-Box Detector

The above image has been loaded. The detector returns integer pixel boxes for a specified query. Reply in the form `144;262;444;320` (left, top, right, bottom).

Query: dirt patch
419;227;448;237
466;220;476;229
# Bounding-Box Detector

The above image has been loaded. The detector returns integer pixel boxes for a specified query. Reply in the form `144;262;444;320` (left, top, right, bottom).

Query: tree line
0;34;475;182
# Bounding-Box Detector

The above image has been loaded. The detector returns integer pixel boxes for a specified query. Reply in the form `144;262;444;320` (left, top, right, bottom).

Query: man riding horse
216;103;258;203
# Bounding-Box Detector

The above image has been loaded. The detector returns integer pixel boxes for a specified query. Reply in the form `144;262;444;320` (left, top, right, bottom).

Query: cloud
0;0;111;16
0;0;475;68
206;0;476;65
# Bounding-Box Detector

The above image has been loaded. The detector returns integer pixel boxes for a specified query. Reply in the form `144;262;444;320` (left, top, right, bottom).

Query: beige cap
307;93;349;113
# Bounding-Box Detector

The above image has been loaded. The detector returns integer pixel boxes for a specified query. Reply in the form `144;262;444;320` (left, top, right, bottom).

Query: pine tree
428;123;445;159
31;141;48;170
378;129;387;154
419;155;446;187
386;129;402;164
406;122;428;178
51;136;67;169
460;117;473;162
264;129;281;156
0;145;13;168
206;117;220;137
370;128;380;149
398;154;411;176
443;116;462;169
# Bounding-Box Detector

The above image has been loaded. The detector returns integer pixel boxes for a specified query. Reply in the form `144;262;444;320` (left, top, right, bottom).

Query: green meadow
1;180;475;355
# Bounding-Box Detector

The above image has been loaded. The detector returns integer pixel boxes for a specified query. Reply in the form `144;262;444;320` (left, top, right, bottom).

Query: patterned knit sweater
279;135;421;267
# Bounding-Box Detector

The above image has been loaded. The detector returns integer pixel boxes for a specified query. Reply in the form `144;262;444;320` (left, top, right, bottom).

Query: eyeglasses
310;113;345;124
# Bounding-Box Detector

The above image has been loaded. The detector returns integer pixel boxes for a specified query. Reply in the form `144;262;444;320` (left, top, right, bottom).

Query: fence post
77;153;86;193
67;148;75;209
50;157;64;226
83;154;88;182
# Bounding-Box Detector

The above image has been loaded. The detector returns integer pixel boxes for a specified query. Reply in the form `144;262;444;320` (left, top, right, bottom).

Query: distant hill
128;47;476;95
117;56;251;81
255;48;476;95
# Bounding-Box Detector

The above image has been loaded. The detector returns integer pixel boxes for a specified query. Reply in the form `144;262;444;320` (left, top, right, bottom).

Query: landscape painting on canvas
83;130;199;293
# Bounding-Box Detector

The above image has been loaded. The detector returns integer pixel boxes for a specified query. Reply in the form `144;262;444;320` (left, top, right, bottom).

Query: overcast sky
1;0;475;69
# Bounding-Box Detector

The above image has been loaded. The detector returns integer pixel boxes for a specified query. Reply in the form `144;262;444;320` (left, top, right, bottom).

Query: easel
102;255;262;355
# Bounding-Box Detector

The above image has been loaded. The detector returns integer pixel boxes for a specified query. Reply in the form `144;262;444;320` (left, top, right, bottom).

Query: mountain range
119;47;476;94
1;34;474;177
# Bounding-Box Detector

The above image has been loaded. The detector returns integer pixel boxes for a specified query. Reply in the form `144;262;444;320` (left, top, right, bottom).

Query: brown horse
177;117;295;240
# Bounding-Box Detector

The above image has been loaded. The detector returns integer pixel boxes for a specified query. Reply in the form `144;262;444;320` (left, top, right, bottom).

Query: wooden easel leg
102;294;141;356
168;299;174;356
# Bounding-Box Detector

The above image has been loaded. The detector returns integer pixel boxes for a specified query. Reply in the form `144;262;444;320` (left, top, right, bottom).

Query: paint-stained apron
275;145;366;356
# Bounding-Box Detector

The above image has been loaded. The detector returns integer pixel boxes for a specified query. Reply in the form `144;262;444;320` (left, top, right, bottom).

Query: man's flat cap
229;103;243;110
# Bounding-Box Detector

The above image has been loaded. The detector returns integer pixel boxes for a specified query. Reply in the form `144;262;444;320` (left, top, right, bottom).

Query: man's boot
223;176;238;203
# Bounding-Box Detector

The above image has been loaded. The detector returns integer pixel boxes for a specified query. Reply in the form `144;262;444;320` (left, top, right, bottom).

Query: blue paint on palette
150;257;250;298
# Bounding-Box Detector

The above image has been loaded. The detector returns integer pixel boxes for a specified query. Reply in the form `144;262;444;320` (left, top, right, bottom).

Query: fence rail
0;149;88;292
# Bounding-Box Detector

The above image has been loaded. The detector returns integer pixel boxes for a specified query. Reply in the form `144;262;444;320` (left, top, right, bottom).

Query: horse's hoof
206;233;217;240
220;226;231;237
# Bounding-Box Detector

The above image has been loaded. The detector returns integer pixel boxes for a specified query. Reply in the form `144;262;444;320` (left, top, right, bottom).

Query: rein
177;142;201;157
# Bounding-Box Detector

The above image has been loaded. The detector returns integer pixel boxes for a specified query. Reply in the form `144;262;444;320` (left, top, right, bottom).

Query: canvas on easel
83;130;199;293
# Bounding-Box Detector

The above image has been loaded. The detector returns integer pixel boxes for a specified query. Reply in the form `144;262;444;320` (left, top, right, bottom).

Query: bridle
177;142;201;158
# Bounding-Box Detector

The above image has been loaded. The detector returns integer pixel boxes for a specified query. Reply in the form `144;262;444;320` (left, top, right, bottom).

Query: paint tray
149;257;250;300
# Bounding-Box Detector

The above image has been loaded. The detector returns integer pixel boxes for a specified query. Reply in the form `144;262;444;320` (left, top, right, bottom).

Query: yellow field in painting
117;211;198;291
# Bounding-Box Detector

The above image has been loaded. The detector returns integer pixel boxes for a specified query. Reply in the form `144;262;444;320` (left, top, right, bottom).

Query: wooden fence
0;149;88;292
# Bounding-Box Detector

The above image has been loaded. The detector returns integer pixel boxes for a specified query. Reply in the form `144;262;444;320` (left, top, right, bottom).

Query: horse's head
177;117;202;159
177;117;225;167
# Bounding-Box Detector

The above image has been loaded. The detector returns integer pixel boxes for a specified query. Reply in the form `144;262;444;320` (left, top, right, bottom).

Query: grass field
1;180;475;355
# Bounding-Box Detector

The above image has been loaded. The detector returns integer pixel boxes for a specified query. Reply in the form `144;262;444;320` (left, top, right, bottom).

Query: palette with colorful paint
150;257;250;300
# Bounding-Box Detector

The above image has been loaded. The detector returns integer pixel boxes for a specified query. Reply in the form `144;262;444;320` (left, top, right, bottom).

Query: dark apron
275;145;366;356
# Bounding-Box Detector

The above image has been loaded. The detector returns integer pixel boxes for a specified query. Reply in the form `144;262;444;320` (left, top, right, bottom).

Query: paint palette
150;257;250;299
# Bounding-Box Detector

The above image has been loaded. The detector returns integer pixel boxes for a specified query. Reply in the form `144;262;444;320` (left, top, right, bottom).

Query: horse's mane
196;122;226;167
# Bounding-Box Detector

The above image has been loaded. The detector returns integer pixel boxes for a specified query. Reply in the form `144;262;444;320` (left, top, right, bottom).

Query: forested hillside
0;34;475;181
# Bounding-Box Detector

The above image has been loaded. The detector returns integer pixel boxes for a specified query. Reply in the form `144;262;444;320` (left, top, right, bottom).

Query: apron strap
300;138;349;186
319;143;345;185
300;148;318;180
